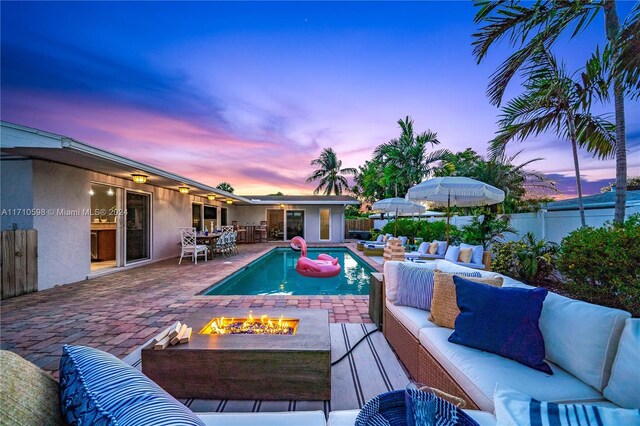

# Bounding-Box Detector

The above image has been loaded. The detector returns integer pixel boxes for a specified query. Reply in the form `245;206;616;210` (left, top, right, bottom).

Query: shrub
557;214;640;316
492;232;558;284
379;219;456;242
459;214;516;249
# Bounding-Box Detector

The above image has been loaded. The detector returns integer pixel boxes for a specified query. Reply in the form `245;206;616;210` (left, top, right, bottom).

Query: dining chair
179;227;208;265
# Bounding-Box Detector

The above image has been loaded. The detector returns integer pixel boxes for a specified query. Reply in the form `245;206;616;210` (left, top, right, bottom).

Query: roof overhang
246;199;360;205
0;122;251;204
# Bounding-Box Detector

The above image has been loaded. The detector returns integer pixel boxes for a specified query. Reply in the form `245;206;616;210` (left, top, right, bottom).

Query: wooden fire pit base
141;309;331;401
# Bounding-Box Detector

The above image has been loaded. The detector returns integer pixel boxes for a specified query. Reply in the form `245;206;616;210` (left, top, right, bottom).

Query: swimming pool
203;247;375;296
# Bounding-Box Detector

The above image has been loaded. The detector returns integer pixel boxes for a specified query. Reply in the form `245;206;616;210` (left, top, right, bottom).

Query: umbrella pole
394;207;398;237
446;193;451;246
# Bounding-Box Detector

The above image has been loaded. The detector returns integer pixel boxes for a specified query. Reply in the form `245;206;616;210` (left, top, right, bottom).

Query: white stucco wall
232;204;346;242
1;159;34;230
32;160;91;290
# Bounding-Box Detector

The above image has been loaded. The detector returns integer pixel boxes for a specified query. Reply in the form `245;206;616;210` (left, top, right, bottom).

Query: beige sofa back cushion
539;292;631;392
0;350;66;426
603;318;640;408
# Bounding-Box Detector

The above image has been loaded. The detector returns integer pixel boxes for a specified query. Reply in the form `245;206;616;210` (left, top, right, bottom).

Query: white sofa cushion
198;411;326;426
603;318;640;408
493;386;639;426
327;408;497;426
454;261;485;269
386;302;437;338
384;261;436;303
538;291;631;392
419;327;605;412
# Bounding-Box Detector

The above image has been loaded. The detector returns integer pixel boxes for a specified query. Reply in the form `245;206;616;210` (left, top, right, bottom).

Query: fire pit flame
201;311;298;335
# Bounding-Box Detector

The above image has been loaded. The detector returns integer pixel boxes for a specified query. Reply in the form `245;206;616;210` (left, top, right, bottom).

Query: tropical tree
473;0;640;223
373;116;448;196
216;182;234;193
352;159;387;204
435;148;556;213
306;148;356;195
491;47;615;227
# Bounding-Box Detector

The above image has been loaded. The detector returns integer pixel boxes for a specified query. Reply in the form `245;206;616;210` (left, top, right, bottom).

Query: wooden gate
1;230;38;300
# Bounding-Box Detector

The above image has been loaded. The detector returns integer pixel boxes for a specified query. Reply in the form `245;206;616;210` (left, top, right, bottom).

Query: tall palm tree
473;0;640;223
491;48;615;227
306;148;356;195
373;116;448;196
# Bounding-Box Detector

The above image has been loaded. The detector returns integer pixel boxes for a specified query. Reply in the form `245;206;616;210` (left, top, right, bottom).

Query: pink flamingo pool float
290;236;341;278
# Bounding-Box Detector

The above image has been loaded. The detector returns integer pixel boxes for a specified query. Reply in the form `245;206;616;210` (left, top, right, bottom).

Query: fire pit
201;312;298;335
141;309;330;401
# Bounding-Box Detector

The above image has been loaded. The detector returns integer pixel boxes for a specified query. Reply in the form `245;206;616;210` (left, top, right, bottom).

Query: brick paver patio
0;242;381;376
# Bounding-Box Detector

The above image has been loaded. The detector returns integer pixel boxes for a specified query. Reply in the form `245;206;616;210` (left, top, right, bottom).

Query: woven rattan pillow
0;350;66;426
429;271;504;329
458;248;473;263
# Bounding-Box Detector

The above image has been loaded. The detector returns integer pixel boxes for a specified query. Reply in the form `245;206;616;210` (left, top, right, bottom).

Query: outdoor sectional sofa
382;259;638;413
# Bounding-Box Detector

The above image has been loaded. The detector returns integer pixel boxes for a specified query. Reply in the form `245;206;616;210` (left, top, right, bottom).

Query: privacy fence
373;205;640;244
1;229;38;300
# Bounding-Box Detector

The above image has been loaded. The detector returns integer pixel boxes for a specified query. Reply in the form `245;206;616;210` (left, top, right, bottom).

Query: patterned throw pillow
449;277;552;374
395;265;480;311
59;345;205;426
494;386;640;426
458;248;473;263
429;271;502;329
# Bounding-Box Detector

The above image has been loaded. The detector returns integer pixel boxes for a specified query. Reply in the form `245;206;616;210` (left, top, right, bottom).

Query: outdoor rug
123;323;409;416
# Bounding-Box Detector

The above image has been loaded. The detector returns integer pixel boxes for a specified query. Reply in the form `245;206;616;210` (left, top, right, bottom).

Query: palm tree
216;182;234;193
373;116;448;196
306;148;356;195
473;0;640;223
491;48;615;227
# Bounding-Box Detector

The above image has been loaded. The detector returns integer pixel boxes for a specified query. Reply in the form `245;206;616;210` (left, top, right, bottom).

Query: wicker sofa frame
383;302;480;410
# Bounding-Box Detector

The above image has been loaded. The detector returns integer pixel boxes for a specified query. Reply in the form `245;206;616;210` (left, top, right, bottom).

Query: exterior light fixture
107;188;114;196
207;194;216;201
178;186;190;194
280;203;285;209
131;174;147;184
226;199;233;205
89;189;95;196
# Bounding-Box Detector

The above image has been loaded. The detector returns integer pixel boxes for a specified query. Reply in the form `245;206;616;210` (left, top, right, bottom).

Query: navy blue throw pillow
448;276;552;375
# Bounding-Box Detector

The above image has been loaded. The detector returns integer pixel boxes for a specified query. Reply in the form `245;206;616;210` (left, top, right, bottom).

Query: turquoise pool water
204;248;375;296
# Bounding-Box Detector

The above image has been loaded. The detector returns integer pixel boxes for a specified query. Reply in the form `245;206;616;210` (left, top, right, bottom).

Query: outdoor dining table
196;233;222;256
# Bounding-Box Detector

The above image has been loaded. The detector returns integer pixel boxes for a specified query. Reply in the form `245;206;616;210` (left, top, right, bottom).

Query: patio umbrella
407;177;505;244
371;197;426;237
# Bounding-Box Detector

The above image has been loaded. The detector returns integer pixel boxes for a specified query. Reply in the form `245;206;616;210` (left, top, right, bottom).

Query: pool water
204;248;375;296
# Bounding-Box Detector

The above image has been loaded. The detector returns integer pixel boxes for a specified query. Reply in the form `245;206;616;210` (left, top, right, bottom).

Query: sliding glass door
285;210;304;240
125;191;150;263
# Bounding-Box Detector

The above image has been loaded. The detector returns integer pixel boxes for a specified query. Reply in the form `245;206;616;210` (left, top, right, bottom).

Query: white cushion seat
453;261;485;269
386;302;437;338
419;327;607;412
198;411;326;426
327;408;497;426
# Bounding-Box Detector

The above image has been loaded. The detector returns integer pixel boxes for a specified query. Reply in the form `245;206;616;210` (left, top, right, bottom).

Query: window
319;208;330;240
221;208;228;226
192;203;202;231
204;205;217;230
286;210;304;239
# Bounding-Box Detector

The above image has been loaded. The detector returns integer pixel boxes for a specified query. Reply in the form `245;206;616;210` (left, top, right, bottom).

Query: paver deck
0;241;381;376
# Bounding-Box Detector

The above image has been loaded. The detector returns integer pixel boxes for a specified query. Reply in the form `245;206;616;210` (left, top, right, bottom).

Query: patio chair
178;227;208;265
212;232;229;258
229;231;238;255
222;225;234;233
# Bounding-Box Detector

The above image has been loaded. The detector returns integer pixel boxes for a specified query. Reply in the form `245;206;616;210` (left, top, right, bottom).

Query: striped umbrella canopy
407;177;505;243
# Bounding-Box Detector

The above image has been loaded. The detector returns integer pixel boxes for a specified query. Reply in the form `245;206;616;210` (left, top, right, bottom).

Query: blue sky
2;1;638;196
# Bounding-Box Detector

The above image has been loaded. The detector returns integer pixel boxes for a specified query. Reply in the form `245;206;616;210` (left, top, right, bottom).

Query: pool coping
198;245;376;296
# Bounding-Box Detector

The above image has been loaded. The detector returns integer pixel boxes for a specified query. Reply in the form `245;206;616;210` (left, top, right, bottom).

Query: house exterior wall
1;159;34;230
32;160;91;290
233;204;345;242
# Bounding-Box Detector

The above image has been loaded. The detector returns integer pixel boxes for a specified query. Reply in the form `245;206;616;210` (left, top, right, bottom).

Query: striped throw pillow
395;263;480;311
59;345;205;426
494;386;640;426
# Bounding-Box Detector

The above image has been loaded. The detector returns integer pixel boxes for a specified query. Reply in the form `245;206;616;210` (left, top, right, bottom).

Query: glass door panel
286;210;304;240
125;192;150;263
319;208;330;240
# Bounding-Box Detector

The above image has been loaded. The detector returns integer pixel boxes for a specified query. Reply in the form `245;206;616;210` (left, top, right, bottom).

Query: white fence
373;205;640;244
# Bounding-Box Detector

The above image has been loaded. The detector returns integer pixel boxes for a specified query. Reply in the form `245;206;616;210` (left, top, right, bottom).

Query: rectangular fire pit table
141;308;330;401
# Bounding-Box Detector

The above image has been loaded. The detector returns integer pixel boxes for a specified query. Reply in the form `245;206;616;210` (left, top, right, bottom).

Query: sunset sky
2;1;638;197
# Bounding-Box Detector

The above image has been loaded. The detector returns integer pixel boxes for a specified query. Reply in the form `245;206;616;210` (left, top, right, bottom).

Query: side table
369;272;384;330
